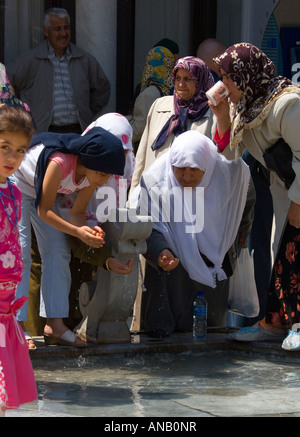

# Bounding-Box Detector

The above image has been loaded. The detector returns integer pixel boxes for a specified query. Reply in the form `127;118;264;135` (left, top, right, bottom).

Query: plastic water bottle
193;291;207;340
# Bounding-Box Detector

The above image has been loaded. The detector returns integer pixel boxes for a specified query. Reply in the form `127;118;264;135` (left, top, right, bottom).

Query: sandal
24;331;37;350
43;330;86;348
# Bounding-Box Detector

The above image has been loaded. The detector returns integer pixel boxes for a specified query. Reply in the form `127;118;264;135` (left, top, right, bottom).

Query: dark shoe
147;328;169;338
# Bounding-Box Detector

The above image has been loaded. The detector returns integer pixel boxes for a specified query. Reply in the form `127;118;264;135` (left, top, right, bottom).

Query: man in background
6;7;110;134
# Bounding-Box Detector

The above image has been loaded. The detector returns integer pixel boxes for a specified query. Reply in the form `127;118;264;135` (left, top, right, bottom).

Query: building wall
3;0;300;114
4;0;44;63
216;0;282;49
274;0;300;28
76;0;117;113
216;0;242;48
134;0;191;89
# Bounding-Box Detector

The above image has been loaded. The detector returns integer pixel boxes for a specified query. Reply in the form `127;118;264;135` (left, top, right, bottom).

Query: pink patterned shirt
0;181;23;284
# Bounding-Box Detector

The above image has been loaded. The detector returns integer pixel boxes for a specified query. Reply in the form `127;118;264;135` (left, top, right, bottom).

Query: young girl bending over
0;104;37;416
13;126;131;347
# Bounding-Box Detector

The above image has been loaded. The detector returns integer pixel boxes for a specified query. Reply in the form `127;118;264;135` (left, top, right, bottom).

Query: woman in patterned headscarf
211;42;300;344
140;46;174;96
129;56;217;193
127;46;175;150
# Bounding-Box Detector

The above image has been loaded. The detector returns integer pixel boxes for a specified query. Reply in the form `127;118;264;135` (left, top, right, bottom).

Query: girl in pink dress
0;104;37;415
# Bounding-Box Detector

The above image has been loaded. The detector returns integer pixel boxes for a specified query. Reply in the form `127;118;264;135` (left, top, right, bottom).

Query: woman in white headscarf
131;130;255;337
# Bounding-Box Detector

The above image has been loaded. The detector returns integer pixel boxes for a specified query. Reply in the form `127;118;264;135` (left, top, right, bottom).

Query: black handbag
263;138;296;189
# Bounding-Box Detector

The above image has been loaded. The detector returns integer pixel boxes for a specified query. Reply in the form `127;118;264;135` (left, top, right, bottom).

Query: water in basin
8;350;300;417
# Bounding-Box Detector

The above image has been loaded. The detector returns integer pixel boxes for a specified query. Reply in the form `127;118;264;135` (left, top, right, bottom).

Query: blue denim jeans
15;193;71;320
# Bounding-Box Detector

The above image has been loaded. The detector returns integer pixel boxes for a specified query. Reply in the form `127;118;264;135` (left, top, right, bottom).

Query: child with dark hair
0;104;37;415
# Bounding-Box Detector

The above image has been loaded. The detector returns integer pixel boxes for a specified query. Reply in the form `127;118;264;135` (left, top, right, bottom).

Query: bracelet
105;258;111;271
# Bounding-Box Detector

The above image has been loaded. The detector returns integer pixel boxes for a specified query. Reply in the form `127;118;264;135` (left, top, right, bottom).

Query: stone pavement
27;327;300;361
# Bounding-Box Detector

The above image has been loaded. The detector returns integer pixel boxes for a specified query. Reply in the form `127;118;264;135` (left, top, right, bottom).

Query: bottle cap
197;290;204;296
292;323;300;332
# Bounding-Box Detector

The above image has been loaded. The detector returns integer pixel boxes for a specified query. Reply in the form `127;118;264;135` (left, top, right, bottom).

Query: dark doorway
190;0;217;55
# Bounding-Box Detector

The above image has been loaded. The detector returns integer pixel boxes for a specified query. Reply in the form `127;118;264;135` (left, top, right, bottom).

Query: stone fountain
75;208;152;344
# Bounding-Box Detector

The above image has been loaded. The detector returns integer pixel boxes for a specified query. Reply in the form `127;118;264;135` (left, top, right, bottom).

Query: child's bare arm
37;161;104;247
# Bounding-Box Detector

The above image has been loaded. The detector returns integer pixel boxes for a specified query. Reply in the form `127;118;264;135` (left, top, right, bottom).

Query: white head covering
83;113;135;223
83;112;133;151
57;113;135;225
131;130;250;288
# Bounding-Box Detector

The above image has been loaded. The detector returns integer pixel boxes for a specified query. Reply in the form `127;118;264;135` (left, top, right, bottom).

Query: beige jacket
237;92;300;256
130;95;217;193
127;85;162;144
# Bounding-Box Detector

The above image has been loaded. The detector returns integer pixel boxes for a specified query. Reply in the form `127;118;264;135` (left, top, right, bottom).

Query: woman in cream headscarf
131;130;255;337
211;42;300;342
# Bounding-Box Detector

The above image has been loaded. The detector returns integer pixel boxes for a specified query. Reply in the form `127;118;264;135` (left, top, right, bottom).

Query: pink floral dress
0;181;37;409
0;360;7;410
